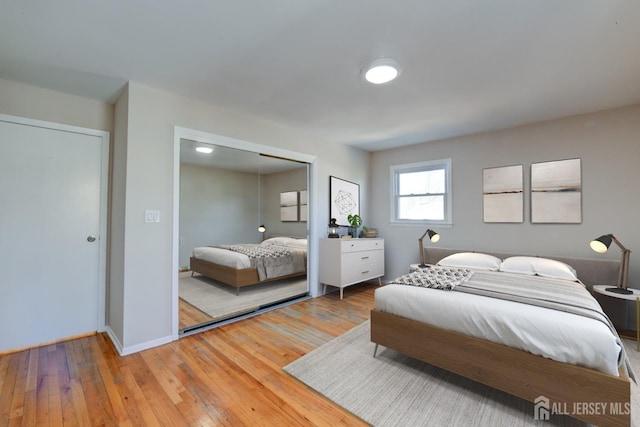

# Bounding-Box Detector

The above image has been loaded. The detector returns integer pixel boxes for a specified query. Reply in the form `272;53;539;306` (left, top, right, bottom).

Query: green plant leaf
347;214;362;227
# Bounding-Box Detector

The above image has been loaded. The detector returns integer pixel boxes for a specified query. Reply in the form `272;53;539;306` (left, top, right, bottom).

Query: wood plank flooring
179;298;213;330
0;283;377;426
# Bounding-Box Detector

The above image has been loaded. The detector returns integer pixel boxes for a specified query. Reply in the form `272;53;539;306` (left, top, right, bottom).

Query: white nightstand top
593;285;640;301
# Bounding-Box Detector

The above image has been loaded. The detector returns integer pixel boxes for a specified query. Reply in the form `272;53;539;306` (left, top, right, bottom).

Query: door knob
87;236;96;242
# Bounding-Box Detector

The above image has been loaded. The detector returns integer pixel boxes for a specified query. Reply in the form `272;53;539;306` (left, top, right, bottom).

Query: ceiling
180;139;306;174
2;1;640;151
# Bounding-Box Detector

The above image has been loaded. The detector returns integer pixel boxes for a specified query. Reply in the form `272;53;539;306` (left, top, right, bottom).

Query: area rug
284;321;640;427
179;272;307;321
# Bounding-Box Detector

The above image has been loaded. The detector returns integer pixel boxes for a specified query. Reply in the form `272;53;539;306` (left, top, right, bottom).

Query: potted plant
347;214;362;238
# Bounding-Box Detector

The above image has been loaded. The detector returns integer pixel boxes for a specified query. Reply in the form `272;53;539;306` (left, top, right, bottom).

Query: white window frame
389;158;452;226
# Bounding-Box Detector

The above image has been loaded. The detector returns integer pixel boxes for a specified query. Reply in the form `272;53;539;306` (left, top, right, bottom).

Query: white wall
263;168;308;238
0;78;113;131
108;84;128;344
370;105;640;288
111;82;369;353
179;164;260;268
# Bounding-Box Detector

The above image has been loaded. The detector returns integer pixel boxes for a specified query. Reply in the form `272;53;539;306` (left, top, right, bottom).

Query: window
390;159;452;225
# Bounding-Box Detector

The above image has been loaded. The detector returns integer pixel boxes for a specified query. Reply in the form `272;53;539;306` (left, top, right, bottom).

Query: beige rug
284;321;640;427
179;272;307;322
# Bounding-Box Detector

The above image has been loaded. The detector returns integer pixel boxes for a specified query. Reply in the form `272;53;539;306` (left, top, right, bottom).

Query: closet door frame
172;126;317;340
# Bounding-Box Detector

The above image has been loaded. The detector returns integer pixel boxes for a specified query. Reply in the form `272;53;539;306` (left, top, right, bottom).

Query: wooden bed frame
190;256;307;295
370;248;631;426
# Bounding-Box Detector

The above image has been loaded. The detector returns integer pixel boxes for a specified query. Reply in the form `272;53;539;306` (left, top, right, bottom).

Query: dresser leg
340;288;344;300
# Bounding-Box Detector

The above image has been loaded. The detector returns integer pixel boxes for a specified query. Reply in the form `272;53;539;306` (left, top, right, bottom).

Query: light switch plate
145;210;160;223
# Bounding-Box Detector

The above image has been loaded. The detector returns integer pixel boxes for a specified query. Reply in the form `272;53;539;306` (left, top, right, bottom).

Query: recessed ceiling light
363;59;401;84
195;147;213;154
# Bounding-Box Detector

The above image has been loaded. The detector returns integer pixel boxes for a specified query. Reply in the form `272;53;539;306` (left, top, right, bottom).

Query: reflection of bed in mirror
190;237;307;295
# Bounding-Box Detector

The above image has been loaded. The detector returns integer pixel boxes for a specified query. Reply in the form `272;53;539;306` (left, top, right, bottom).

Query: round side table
593;285;640;351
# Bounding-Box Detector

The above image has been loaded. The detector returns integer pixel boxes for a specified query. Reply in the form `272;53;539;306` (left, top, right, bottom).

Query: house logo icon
534;395;550;421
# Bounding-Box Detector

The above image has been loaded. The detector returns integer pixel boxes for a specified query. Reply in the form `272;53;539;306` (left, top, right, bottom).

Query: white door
0;116;108;352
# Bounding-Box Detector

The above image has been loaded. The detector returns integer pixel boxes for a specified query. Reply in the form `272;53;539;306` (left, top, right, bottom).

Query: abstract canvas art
483;165;523;223
531;158;581;223
329;176;359;226
299;190;308;222
280;191;298;222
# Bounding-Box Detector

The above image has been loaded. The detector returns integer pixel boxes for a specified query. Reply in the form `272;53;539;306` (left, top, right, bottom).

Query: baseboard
104;326;124;355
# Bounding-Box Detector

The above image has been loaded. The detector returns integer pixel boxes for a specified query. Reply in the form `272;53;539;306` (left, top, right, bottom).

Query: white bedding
375;280;622;376
192;237;308;270
192;246;252;269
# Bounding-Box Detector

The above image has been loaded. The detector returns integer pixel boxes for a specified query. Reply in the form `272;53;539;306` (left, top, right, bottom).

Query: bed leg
373;343;379;358
191;271;194;277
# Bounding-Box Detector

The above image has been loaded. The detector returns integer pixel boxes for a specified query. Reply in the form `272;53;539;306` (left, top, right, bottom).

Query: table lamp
590;233;632;294
418;229;440;268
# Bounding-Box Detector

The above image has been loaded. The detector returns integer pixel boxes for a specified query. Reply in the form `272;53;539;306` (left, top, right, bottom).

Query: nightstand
593;285;640;351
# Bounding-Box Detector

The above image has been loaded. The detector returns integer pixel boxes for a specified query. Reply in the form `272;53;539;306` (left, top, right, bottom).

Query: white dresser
319;238;385;299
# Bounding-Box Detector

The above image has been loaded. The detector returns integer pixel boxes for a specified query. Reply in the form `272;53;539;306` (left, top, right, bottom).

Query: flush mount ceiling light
195;146;213;154
363;58;401;84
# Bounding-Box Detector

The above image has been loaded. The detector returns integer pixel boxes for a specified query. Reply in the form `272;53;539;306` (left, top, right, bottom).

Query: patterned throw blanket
390;267;473;290
216;243;305;281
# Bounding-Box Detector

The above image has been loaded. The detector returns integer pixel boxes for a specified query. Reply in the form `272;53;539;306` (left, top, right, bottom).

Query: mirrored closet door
178;140;309;334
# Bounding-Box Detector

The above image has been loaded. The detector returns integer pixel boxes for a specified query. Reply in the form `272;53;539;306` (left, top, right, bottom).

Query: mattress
192;237;308;270
192;246;251;269
375;276;623;376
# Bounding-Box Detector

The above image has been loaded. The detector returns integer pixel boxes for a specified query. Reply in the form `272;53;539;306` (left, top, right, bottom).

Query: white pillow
437;252;502;271
499;256;579;281
261;237;290;246
261;237;307;248
281;238;307;248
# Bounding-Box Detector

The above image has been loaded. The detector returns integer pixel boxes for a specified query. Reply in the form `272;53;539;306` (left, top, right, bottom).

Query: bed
371;248;633;426
190;237;307;294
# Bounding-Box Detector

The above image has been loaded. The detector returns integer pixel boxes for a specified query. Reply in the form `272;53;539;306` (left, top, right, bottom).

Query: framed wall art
483;165;523;223
329;176;359;226
280;191;298;222
299;190;308;222
531;158;581;223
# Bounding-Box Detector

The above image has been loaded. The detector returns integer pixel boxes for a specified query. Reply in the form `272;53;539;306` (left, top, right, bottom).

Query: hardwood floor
0;283;377;426
179;298;213;330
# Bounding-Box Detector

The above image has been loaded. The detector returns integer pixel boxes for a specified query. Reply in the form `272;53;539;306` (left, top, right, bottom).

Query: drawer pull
361;270;370;274
361;256;369;260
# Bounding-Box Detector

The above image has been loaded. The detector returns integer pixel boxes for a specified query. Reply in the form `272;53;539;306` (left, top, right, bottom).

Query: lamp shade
590;234;612;254
419;229;440;268
589;233;632;293
427;229;440;243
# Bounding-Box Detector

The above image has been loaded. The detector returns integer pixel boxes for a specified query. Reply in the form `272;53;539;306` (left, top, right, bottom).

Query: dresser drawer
341;262;384;285
342;249;384;266
340;239;384;253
